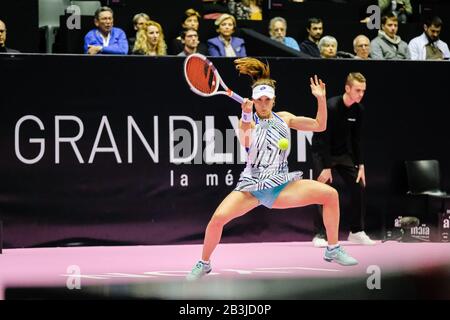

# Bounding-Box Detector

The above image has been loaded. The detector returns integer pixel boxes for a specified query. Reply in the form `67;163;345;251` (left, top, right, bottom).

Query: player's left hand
310;75;326;99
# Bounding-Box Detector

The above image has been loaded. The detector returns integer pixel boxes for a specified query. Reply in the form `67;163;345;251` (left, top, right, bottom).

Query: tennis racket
184;53;244;104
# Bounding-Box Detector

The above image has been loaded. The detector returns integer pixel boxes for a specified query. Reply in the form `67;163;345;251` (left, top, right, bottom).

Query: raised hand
310;75;326;99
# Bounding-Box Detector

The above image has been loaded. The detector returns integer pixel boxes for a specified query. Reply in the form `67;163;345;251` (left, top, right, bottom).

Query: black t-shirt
312;95;364;168
299;39;320;58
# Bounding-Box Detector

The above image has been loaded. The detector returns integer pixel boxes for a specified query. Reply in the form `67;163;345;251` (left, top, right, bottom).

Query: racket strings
186;57;217;94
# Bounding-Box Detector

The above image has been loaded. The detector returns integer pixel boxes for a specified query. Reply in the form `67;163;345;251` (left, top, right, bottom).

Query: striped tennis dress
234;112;303;192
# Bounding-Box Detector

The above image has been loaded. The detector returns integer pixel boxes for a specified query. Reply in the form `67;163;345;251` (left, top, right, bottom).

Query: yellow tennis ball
278;138;289;151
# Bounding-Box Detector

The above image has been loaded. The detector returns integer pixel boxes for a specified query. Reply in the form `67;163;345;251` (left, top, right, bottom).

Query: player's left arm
277;75;327;132
277;111;323;132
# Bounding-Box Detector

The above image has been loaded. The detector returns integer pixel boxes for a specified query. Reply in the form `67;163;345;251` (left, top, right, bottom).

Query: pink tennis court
1;241;449;299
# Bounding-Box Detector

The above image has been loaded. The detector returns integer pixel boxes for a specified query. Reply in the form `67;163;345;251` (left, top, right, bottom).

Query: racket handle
230;92;244;104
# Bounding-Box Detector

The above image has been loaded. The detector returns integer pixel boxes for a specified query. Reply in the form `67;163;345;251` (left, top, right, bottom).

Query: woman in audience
318;35;338;59
207;13;247;57
133;20;167;56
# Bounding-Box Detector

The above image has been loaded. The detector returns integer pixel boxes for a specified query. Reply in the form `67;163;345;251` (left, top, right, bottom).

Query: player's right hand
241;98;254;113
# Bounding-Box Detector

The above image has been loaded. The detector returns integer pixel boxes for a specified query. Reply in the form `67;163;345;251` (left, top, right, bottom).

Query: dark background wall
0;0;39;52
0;54;449;248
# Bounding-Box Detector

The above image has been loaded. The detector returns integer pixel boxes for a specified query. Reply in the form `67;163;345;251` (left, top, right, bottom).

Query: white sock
200;260;210;265
327;243;340;250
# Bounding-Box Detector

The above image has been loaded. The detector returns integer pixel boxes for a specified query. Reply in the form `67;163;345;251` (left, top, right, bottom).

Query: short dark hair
425;16;443;28
307;18;323;30
180;28;198;39
381;13;398;25
95;6;113;20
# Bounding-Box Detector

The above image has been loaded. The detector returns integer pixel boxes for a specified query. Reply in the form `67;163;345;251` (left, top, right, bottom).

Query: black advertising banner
1;54;449;247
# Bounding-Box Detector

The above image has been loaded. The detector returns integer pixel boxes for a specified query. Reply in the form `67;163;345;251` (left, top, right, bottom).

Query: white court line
256;266;342;272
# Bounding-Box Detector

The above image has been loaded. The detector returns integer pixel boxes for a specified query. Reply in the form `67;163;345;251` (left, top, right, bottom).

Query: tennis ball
278;138;289;151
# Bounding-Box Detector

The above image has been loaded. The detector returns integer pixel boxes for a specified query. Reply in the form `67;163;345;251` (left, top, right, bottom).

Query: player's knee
209;213;228;228
323;187;339;205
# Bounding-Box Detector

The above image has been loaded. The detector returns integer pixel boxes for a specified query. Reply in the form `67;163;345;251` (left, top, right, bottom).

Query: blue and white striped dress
234;112;303;192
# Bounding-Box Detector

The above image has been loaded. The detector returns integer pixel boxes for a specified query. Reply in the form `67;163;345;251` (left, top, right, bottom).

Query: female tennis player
187;57;358;280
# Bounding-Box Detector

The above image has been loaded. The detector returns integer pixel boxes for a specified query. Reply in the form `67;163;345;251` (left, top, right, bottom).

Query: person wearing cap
186;57;359;281
207;13;247;57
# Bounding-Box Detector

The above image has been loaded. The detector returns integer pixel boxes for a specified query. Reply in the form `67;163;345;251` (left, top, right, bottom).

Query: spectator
177;29;201;56
228;0;263;20
353;35;371;59
84;6;128;55
268;17;300;51
171;8;208;55
129;13;150;53
370;13;410;59
318;35;337;58
132;20;167;56
408;16;450;60
0;20;19;53
133;13;150;32
300;18;323;57
207;13;247;57
378;0;412;24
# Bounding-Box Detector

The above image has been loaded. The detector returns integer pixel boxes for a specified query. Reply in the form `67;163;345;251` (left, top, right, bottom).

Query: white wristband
241;111;253;123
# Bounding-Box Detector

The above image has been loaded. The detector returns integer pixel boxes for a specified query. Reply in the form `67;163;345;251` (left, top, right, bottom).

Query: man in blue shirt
84;6;128;55
268;17;300;51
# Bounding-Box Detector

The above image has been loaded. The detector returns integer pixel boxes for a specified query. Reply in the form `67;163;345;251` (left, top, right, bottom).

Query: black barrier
0;54;449;248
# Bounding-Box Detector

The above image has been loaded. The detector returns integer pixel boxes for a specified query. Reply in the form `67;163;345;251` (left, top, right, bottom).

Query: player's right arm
238;98;255;148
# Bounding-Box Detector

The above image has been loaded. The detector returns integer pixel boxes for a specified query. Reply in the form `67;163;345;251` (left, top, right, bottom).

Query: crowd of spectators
1;0;449;60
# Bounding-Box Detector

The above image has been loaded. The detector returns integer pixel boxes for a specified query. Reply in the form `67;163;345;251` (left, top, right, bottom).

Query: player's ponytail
234;57;276;89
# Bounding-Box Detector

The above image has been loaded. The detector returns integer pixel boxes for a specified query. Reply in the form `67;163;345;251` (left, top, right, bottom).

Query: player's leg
187;191;259;280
